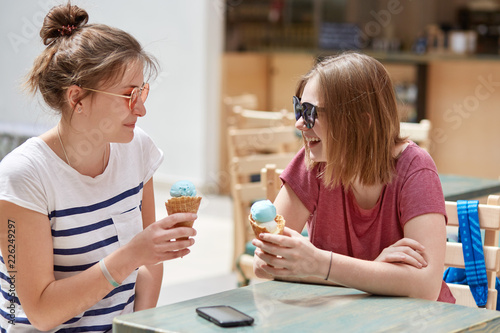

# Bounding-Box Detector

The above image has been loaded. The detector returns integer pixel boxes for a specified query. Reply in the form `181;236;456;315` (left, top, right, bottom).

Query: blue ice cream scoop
170;180;197;197
250;200;276;223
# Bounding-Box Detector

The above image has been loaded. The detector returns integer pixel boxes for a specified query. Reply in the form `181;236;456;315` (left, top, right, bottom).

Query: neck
56;122;109;177
351;179;384;210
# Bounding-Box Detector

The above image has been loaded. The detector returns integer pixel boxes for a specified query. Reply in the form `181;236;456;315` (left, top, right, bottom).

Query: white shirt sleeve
0;144;48;215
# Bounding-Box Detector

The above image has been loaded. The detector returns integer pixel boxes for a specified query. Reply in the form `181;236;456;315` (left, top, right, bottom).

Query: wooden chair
235;164;284;286
228;126;300;285
400;119;431;152
228;127;299;253
444;195;500;310
219;94;260;194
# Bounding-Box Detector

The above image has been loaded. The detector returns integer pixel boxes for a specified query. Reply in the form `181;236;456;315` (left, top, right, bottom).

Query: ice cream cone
249;214;285;239
165;196;202;240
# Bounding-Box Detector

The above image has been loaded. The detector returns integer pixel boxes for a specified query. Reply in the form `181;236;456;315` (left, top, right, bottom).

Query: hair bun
41;2;89;45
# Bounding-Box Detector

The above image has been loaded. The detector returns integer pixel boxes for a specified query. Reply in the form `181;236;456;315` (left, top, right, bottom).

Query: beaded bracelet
99;259;120;288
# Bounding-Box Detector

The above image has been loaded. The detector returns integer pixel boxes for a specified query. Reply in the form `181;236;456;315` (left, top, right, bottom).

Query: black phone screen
196;305;254;327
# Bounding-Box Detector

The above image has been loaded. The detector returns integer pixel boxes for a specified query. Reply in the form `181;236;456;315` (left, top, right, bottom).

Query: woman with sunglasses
252;52;455;303
0;3;197;331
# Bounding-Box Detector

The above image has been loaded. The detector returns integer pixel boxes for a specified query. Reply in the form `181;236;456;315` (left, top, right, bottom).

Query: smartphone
196;305;254;327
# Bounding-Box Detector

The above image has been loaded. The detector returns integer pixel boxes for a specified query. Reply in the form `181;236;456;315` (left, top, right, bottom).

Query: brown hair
296;52;406;189
25;2;159;117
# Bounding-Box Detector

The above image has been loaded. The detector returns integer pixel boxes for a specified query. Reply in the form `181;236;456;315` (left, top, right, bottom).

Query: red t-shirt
281;141;455;303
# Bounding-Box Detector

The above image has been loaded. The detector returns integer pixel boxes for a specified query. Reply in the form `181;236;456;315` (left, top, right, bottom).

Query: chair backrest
229;106;296;129
400;119;431;151
227;126;300;268
220;94;260;194
444;195;500;310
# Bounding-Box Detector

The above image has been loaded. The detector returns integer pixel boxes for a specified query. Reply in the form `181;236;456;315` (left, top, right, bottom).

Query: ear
65;85;84;111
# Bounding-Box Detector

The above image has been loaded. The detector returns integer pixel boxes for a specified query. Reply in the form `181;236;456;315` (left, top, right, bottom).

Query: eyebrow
125;82;145;89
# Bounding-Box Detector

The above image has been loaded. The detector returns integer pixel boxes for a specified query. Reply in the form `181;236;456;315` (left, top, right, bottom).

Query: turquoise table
113;281;500;332
440;174;500;201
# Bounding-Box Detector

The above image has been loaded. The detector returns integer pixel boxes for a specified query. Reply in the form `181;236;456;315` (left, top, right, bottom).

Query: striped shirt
0;127;163;332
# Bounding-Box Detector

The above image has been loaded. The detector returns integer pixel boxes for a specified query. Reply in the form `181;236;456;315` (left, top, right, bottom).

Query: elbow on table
412;289;441;302
408;278;442;301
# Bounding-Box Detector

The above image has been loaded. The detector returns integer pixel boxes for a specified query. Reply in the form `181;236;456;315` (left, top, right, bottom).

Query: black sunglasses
293;96;318;129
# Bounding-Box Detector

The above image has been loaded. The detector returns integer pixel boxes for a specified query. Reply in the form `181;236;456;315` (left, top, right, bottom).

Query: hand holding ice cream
249;200;285;239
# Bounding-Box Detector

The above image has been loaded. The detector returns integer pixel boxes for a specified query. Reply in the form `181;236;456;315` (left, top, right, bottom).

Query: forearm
134;263;163;311
30;265;113;329
332;215;447;300
21;246;140;331
327;252;442;300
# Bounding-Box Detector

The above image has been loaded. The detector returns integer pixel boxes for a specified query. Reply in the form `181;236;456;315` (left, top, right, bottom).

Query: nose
132;99;146;117
295;116;308;131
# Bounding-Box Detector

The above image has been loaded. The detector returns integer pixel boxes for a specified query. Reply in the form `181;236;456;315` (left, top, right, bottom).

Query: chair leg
235;255;250;287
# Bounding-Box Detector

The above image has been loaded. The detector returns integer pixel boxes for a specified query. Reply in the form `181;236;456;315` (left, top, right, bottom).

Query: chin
308;148;326;162
123;133;135;143
309;155;326;163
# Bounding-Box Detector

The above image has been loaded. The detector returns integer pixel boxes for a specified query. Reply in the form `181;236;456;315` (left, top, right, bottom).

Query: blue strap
457;200;488;307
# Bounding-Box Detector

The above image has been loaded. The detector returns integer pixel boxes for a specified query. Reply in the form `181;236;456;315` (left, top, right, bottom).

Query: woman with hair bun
252;53;455;304
0;3;197;331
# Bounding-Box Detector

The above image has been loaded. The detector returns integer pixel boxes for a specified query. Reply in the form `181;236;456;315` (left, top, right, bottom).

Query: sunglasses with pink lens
82;83;149;111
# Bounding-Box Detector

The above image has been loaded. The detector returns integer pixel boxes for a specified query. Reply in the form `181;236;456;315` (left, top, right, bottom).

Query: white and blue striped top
0;127;163;332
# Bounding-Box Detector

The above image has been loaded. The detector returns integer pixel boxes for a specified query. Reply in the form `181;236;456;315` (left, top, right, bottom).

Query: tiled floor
152;184;240;306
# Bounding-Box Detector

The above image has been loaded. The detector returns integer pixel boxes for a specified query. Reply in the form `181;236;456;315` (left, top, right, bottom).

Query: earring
77;107;82;113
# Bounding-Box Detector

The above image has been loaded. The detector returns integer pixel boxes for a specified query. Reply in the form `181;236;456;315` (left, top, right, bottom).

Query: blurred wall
0;0;224;190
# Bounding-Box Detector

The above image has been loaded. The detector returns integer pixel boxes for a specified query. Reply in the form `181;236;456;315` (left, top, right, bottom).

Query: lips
124;122;136;129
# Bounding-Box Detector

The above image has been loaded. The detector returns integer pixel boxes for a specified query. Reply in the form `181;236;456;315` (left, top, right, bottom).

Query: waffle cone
165;196;202;215
165;196;202;240
249;214;285;239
